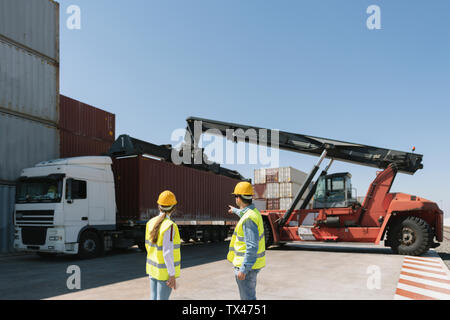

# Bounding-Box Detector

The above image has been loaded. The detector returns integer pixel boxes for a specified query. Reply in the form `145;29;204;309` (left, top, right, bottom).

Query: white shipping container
0;0;59;61
0;112;59;181
266;183;279;199
0;40;58;124
279;182;302;198
280;198;305;211
254;168;266;184
253;199;267;212
278;167;308;184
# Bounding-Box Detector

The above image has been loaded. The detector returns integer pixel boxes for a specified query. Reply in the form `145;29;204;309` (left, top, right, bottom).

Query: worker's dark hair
149;205;176;244
238;195;253;206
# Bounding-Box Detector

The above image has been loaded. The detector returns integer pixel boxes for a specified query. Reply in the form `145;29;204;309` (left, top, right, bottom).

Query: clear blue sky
59;1;450;217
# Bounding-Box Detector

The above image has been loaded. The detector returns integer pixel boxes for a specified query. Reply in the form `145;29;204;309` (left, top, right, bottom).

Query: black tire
211;228;220;243
219;227;227;242
263;218;274;248
202;228;211;243
387;216;432;256
137;241;146;252
78;231;102;259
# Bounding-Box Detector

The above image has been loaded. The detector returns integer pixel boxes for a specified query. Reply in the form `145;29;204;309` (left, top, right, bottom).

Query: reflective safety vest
145;216;181;280
227;207;266;270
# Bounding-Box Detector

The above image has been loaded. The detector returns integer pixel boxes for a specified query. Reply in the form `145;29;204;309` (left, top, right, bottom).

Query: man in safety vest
227;182;266;300
145;190;181;300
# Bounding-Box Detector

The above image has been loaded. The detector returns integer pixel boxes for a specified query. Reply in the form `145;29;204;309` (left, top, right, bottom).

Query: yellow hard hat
232;182;254;196
157;190;177;207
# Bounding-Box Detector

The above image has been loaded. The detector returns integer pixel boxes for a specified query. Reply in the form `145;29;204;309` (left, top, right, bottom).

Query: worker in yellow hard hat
227;181;266;300
145;190;181;300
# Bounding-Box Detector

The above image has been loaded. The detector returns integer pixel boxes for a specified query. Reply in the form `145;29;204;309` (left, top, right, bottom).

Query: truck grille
15;210;54;226
21;227;48;246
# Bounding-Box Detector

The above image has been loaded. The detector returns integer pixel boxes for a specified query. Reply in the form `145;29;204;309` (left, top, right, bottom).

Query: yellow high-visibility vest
227;207;266;270
145;216;181;280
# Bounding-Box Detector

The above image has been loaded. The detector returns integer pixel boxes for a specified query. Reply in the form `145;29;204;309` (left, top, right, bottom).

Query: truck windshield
16;178;63;204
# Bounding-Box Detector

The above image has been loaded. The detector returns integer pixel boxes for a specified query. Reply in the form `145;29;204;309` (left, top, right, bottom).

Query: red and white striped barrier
395;254;450;300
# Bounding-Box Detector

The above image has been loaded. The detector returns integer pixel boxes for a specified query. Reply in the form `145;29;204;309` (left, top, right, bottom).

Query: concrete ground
1;240;447;300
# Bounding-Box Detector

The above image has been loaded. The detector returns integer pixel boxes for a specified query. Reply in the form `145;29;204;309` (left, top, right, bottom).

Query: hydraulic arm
185;117;424;227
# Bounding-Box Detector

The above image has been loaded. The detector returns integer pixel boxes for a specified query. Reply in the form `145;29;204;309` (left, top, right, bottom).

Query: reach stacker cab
185;117;445;256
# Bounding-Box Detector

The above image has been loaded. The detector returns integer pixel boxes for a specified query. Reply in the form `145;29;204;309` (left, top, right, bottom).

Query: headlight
49;236;62;241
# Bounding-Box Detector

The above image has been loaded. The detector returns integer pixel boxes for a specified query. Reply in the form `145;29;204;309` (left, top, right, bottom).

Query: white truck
13;136;242;259
13;157;119;258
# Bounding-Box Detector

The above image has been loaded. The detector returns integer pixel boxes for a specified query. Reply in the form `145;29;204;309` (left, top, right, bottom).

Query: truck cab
13;157;116;256
313;172;358;209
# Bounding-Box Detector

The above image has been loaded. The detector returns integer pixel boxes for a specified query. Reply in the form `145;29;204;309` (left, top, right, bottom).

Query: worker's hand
237;271;246;281
228;205;236;214
166;276;176;290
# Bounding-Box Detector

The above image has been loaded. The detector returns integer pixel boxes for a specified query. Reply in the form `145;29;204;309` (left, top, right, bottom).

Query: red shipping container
265;168;279;183
266;198;280;210
60;131;113;158
112;155;241;224
253;184;267;200
60;95;115;142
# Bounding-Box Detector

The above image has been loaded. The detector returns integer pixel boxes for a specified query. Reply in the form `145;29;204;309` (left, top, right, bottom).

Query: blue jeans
234;267;260;300
149;277;172;300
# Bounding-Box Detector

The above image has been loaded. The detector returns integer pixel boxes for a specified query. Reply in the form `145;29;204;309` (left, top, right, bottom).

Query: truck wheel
202;228;211;243
137;241;146;252
219;227;227;241
263;218;274;248
79;231;102;259
211;228;220;242
388;216;431;256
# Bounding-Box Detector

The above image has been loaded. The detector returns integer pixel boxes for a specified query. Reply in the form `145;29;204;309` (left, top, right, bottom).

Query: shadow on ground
0;241;230;300
268;242;394;255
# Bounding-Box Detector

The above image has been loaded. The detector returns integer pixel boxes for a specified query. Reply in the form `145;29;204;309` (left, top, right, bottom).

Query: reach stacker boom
185;117;444;256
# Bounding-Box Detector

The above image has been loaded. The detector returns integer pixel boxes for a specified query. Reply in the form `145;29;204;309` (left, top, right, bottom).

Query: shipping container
253;183;267;200
266;199;280;210
280;197;303;211
254;168;266;184
60;95;115;142
60;130;113;159
0;40;58;124
0;184;15;253
0;0;59;61
0;112;59;181
266;182;280;199
278;167;308;184
253;199;266;212
112;155;240;224
265;168;279;183
279;182;302;198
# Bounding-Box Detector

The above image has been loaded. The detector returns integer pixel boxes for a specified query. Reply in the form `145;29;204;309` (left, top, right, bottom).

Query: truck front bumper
14;227;79;255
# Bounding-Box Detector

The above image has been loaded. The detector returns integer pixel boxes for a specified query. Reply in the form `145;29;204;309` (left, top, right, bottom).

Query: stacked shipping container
0;0;60;253
253;167;311;211
59;95;115;158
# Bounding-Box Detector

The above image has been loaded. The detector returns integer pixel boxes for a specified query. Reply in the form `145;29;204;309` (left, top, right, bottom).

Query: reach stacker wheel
387;216;432;256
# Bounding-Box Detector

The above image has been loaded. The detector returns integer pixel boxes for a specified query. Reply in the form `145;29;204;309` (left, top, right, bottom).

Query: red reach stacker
185;117;444;256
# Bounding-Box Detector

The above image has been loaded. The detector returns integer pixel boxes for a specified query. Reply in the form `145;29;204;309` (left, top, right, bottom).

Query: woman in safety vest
145;190;181;300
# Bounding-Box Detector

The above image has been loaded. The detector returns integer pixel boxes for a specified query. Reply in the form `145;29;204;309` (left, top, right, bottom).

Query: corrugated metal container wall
254;168;266;184
265;168;279;183
0;184;15;253
0;0;59;61
0;40;58;123
266;183;280;199
279;182;302;198
0;112;59;181
112;156;240;223
278;167;308;184
266;199;280;210
253;184;267;200
60;95;115;142
60;131;113;158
